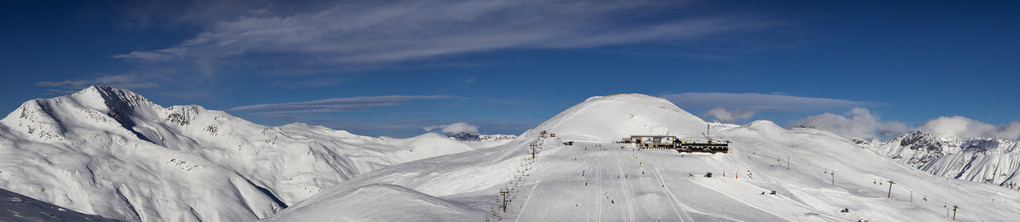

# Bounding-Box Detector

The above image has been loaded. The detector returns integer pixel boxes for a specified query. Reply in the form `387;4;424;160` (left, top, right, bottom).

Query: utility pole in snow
952;205;958;220
787;156;790;170
887;180;895;199
831;171;834;185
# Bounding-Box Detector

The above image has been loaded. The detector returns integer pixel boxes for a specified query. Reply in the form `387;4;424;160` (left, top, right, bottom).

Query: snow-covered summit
72;85;155;111
530;93;708;142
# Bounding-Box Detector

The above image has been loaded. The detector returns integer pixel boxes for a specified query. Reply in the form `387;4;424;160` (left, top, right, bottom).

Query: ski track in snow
651;167;691;221
515;180;540;222
613;152;636;222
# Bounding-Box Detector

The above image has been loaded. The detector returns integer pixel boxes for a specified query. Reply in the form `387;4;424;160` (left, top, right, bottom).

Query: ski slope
2;88;1018;221
267;94;1020;221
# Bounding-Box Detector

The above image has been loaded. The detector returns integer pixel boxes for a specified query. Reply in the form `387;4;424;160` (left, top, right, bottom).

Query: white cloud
424;122;479;134
229;95;453;114
919;116;1020;140
791;108;909;139
37;74;159;92
704;107;755;122
113;0;779;74
662;92;871;112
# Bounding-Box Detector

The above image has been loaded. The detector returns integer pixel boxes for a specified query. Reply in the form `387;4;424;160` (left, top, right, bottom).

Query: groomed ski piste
266;94;1020;221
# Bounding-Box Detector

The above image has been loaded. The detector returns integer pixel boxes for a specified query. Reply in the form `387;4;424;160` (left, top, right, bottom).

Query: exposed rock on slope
867;131;1020;189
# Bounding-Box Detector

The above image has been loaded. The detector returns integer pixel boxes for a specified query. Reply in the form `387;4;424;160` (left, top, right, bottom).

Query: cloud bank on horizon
424;122;479;134
663;92;1020;140
661;92;873;123
792;108;1020;141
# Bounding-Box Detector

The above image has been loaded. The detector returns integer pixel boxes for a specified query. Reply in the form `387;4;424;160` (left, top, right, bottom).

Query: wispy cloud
114;0;780;75
661;92;872;112
36;74;158;93
229;95;454;114
251;117;535;138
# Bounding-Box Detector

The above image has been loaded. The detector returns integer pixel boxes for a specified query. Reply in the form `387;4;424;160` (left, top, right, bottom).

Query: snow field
268;93;1020;221
0;86;504;221
4;89;1020;221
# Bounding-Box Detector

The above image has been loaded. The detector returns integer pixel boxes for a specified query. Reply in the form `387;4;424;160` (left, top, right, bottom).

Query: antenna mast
707;124;712;144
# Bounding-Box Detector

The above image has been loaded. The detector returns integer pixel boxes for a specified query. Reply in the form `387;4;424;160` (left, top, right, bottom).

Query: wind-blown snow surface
865;131;1020;190
0;86;503;221
267;94;1020;221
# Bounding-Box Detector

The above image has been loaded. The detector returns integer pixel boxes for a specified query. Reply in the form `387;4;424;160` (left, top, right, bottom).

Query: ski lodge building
625;135;729;154
627;135;677;149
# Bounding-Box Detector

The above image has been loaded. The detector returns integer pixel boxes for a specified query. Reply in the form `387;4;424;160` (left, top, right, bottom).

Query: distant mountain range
0;86;511;221
447;132;517;142
1;87;1018;221
860;131;1020;190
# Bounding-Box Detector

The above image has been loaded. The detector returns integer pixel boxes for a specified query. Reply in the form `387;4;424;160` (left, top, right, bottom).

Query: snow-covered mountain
4;89;1020;221
0;86;486;221
266;93;1020;221
448;132;517;142
864;131;1020;190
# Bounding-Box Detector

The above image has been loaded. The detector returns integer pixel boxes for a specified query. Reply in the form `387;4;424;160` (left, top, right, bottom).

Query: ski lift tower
887;180;895;198
500;189;510;212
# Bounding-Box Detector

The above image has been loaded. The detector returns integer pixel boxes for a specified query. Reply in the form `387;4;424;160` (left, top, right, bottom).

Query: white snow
866;131;1020;190
3;88;1019;221
0;86;495;221
266;93;1020;222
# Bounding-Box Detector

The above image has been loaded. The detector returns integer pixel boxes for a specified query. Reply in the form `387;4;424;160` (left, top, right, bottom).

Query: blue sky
2;0;1019;139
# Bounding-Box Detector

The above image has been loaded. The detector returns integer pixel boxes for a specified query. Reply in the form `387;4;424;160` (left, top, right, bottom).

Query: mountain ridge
864;130;1020;190
3;87;1020;221
0;86;494;221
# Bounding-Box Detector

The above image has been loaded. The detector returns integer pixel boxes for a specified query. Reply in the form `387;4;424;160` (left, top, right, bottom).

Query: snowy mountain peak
71;85;156;112
530;93;707;142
